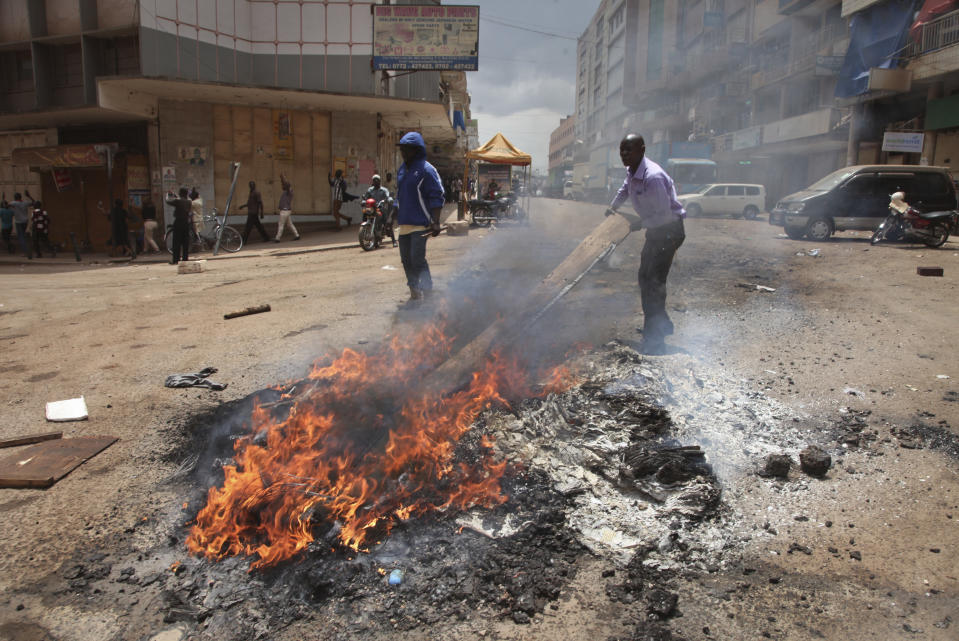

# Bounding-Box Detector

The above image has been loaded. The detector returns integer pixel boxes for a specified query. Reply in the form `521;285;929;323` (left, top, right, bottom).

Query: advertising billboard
373;5;479;71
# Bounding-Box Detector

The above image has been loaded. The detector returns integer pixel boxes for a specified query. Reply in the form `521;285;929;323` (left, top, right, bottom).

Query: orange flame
186;322;575;569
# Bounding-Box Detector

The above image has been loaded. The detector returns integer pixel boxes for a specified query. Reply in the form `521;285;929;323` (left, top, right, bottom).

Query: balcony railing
906;9;959;57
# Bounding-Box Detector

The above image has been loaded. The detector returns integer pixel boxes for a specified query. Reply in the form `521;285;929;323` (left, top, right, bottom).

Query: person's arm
607;175;630;213
421;166;446;235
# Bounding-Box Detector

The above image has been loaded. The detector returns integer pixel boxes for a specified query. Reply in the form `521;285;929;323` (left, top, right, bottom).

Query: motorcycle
468;191;527;226
870;192;956;248
358;197;395;251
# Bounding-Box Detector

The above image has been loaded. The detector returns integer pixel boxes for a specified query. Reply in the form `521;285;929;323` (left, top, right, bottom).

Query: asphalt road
1;199;957;641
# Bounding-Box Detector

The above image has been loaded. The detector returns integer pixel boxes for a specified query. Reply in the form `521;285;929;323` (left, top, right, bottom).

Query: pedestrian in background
31;201;55;258
275;173;299;242
10;190;33;259
0;199;13;254
452;177;462;204
239;180;270;244
110;199;130;256
141;196;159;253
327;169;352;229
190;188;203;237
395;131;444;304
605;133;686;355
166;187;192;264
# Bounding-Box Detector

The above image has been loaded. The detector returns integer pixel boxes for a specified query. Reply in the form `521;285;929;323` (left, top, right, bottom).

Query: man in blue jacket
396;132;444;302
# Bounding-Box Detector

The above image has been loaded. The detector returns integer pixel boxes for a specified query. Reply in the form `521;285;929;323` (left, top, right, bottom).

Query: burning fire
187;322;575;569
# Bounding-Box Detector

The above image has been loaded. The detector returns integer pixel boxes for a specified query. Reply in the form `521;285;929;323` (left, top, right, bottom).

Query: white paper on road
45;396;89;422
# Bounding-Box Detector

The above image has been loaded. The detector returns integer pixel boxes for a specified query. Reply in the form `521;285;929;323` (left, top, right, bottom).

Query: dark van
769;165;958;241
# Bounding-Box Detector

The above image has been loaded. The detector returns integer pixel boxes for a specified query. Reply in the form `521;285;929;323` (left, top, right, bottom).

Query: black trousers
243;214;270;242
171;222;190;262
2;227;12;253
398;231;431;292
638;218;685;342
33;231;55;257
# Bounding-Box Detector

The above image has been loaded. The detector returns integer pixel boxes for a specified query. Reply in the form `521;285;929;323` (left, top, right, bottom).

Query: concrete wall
0;129;57;201
157;99;215;212
0;2;31;43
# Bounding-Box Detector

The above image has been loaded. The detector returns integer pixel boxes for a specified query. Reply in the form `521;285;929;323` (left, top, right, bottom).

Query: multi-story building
0;0;462;250
547;115;576;189
839;0;959;174
573;0;959;206
710;0;851;202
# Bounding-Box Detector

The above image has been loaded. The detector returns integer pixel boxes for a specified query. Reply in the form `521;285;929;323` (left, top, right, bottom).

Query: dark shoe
293;235;300;240
637;338;667;355
346;217;353;227
409;287;423;300
170;260;178;265
274;239;280;243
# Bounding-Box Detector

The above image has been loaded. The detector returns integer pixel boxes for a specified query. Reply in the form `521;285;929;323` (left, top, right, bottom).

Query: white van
677;183;766;219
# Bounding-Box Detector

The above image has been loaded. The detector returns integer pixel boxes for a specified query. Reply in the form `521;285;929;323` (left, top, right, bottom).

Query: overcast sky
467;1;600;173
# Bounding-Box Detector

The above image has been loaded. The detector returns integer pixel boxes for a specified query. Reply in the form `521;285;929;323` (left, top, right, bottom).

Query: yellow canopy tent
466;132;532;165
462;132;532;223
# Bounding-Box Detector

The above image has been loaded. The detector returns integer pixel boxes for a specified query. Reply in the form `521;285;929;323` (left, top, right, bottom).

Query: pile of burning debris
119;333;735;640
48;319;931;641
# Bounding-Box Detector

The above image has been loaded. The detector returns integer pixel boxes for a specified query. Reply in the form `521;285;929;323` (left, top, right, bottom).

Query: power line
480;16;580;41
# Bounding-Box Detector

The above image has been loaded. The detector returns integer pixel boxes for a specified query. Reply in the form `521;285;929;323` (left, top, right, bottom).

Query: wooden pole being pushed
424;212;634;392
224;304;271;320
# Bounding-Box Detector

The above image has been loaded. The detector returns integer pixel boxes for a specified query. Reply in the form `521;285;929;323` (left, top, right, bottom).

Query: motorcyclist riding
364;174;396;247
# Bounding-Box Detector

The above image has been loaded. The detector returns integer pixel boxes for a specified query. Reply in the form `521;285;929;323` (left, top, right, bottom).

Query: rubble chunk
799;446;831;477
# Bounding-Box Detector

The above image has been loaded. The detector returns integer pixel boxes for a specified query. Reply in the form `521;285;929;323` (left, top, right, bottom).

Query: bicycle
165;208;243;254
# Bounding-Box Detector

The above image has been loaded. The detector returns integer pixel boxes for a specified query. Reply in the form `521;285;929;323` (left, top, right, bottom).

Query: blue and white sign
373;5;479;71
882;131;924;154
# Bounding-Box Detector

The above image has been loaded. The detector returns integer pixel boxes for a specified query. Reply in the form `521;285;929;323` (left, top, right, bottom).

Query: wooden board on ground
426;213;634;391
0;436;118;489
0;431;62;449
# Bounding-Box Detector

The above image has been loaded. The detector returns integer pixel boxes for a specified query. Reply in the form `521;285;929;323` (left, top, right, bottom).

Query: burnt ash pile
119;341;724;640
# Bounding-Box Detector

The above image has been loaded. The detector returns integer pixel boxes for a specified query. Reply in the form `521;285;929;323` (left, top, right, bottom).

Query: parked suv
677;183;766;219
769;165;958;241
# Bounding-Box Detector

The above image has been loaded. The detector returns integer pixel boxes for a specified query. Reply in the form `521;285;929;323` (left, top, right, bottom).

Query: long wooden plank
0;431;62;449
425;213;634;391
0;436;118;489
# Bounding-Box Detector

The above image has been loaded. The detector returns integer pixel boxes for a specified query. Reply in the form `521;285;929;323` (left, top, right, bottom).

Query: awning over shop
835;0;922;98
96;77;456;143
11;143;119;169
467;133;532;165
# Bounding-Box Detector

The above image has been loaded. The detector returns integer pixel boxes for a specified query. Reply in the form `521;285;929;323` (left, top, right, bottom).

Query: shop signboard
881;131;924;153
732;126;762;151
373;5;479;71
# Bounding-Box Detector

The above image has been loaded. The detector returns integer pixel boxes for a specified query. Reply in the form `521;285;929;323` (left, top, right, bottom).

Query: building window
610;4;625;32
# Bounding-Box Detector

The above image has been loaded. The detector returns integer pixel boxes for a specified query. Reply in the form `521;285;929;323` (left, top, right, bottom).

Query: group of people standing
0;191;55;259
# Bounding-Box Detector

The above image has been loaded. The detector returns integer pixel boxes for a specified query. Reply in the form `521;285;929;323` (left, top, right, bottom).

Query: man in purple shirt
606;133;686;354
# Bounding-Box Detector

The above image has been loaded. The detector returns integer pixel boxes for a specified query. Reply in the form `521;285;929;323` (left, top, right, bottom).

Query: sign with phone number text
373;5;479;71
